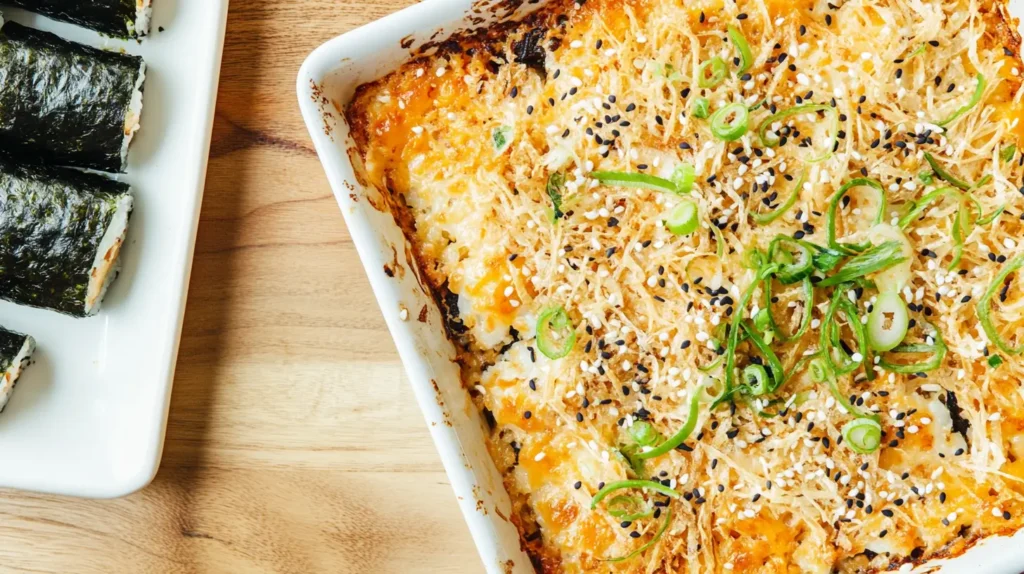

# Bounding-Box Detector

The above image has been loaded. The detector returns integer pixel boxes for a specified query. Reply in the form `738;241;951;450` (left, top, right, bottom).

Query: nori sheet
0;154;130;316
0;21;144;173
3;0;143;38
0;326;28;375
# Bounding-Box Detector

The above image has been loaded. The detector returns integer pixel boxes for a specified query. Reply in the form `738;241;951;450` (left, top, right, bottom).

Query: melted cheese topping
349;0;1024;571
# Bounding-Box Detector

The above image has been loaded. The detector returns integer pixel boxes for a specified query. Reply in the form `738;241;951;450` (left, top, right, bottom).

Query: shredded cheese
349;0;1024;571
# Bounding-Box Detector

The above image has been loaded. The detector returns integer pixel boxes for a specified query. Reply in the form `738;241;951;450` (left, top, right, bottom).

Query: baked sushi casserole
349;0;1024;571
0;4;151;410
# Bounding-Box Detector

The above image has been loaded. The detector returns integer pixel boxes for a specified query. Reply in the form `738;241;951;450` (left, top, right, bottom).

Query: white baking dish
297;1;1024;571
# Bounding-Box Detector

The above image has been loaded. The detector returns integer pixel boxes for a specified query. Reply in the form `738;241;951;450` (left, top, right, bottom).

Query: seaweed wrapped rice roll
0;155;133;317
0;19;146;173
0;327;33;412
2;0;152;39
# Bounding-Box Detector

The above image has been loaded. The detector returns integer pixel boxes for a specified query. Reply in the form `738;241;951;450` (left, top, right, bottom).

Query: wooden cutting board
0;1;482;572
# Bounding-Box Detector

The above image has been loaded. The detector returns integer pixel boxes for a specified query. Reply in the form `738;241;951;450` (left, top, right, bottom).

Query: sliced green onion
618;445;647;478
744;247;767;270
711;224;726;258
700;377;726;403
976;204;1006;226
1002;144;1017;164
692;97;711;119
906;43;927;60
949;202;971;270
492;125;513;152
698;56;729;88
604;508;673;563
747;98;766;111
810;244;844;272
898;186;960;229
763;277;813;343
758;104;838;163
746;395;787;418
606;495;654;521
666;200;699;236
935;72;986;127
810;357;878;420
740;321;785;391
822;295;870;378
727;26;753;73
753;169;806;224
657;63;683;82
536;306;576;359
784;353;818;383
868;224;913;293
826;178;886;253
742;364;770;396
591;480;680;509
989;354;1005;368
546;172;565;221
709;103;749;141
697;352;724;372
978;253;1024;355
878;324;948;373
867;290;909;352
817;241;907;288
923;152;971;191
671;163;696;194
768;235;813;284
820;290;862;376
636;384;703;459
715;265;778;408
753;308;772;333
919;170;934;184
591;171;678;194
842;418;882;454
628;421;662;447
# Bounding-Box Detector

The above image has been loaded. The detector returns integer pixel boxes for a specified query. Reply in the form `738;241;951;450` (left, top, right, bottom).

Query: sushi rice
86;193;134;316
0;330;33;413
121;59;146;172
132;0;153;38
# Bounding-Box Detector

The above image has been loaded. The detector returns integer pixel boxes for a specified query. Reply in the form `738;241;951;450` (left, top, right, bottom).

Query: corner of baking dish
297;2;543;572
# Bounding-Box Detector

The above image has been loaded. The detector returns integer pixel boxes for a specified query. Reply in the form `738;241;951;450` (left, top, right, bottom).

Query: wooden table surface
0;2;484;572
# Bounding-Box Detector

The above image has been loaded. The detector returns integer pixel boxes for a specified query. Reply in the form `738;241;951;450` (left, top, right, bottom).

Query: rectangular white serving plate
0;1;228;498
299;1;1024;572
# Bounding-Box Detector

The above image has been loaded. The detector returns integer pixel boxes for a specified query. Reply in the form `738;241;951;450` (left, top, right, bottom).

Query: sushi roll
2;1;152;39
0;20;146;173
0;155;133;317
0;327;33;413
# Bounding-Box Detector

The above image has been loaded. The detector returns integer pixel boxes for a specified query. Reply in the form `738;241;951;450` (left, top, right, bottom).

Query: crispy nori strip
512;26;548;77
0;155;130;316
4;0;145;38
0;21;144;173
944;389;971;444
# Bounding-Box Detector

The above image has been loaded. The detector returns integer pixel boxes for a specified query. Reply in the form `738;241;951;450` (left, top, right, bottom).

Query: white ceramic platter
0;1;228;498
299;0;1024;571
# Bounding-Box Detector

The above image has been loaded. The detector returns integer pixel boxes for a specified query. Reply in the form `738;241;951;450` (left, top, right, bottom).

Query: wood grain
0;1;484;572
